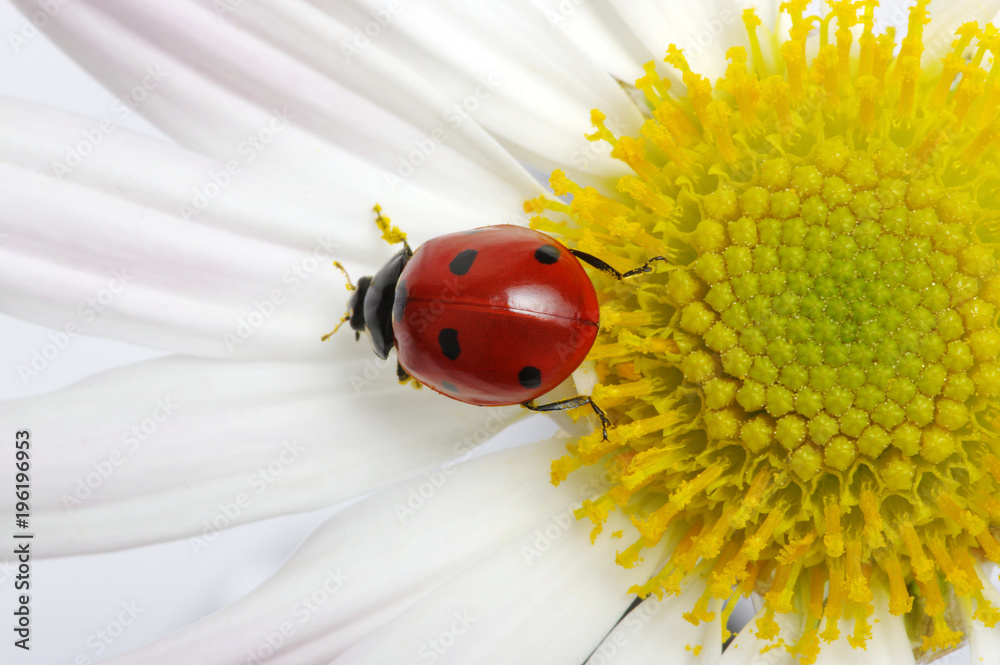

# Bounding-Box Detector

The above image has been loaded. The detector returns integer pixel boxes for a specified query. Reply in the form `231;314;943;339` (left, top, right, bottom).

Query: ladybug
326;207;664;439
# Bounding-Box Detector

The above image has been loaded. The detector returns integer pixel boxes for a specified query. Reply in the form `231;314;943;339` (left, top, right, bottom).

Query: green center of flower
528;0;1000;661
690;147;996;484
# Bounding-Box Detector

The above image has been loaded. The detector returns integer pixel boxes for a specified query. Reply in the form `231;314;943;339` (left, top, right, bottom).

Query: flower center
528;0;1000;661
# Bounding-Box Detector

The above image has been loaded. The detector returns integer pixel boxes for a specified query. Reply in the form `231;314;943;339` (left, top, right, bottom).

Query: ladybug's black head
345;276;372;340
347;247;411;360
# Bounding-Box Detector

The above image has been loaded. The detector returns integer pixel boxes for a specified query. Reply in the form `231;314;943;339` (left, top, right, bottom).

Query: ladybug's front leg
521;396;611;441
397;361;410;383
568;250;668;280
372;204;412;255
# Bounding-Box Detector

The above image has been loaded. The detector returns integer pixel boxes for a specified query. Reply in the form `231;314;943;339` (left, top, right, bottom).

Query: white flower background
0;5;357;664
0;0;996;663
0;2;578;663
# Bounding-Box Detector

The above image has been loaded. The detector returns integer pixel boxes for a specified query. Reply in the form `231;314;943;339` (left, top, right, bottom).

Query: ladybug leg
569;250;668;280
397;361;410;383
521;396;612;441
372;204;411;254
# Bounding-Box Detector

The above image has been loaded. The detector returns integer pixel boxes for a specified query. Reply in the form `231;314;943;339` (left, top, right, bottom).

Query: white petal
546;0;783;83
967;563;1000;665
94;439;606;664
0;355;522;555
604;0;778;82
0;162;332;359
0;95;448;252
13;0;541;213
922;0;1000;65
586;575;723;665
298;0;643;180
335;512;666;665
0;97;464;358
529;0;652;82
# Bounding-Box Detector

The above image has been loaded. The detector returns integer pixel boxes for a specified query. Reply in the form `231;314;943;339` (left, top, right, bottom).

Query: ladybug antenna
321;261;359;342
332;260;356;290
321;315;350;342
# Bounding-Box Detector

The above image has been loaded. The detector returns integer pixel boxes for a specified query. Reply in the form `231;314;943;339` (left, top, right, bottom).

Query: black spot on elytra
439;328;461;360
393;280;408;322
534;245;560;264
449;249;478;276
441;381;459;393
518;366;541;390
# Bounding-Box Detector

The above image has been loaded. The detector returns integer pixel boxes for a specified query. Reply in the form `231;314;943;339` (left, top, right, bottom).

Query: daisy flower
2;0;1000;664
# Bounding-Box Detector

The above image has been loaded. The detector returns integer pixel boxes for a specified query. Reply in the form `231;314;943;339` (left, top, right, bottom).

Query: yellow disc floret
529;1;1000;661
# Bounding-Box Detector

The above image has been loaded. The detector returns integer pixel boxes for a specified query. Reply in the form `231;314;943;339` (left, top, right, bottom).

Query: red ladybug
328;211;664;439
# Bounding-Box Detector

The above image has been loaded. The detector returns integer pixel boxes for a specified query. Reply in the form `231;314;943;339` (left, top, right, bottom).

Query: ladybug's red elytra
326;208;665;439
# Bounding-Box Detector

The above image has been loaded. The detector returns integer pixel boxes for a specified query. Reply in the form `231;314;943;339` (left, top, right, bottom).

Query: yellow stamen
823;499;844;558
859;487;885;549
881;550;914;615
845;540;872;604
